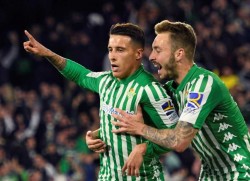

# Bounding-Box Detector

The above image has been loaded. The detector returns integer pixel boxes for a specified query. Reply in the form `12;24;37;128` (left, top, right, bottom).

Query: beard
163;53;178;80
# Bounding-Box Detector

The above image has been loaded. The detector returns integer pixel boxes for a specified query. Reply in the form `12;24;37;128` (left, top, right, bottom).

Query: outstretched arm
112;108;198;152
23;30;66;70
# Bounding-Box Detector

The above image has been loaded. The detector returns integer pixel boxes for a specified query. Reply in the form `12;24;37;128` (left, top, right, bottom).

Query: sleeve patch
187;92;204;110
161;100;175;116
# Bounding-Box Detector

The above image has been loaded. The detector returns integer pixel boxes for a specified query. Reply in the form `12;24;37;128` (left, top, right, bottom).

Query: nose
109;52;116;62
149;51;155;62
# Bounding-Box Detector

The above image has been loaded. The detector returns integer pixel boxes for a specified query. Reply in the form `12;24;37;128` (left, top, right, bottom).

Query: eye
155;48;161;53
117;48;124;52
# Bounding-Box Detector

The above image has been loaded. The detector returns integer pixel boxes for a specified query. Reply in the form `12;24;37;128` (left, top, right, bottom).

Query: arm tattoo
46;51;66;70
141;121;197;149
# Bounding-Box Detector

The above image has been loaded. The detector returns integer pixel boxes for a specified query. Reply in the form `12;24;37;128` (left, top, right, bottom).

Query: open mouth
111;64;119;71
152;61;162;70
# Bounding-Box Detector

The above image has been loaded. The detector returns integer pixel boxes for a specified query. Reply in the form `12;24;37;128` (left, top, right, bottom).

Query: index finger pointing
24;30;34;40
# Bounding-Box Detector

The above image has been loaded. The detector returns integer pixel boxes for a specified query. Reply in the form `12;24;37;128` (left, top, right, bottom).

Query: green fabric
166;64;250;180
75;137;91;154
60;59;179;180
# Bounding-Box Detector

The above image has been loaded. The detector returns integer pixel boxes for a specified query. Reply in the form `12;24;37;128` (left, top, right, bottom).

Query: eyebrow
152;46;160;50
108;46;126;49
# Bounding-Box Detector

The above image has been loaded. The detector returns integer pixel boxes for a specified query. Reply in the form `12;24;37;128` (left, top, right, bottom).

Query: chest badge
127;88;136;98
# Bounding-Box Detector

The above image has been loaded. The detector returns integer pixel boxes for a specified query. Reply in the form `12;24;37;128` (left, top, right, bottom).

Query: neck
175;62;193;84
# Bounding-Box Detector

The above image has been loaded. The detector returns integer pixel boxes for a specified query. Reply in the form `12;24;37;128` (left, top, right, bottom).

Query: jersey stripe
91;70;176;180
106;82;119;180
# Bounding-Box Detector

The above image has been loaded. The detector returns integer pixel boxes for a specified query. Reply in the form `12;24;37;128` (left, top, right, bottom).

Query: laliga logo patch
187;92;203;109
161;100;175;116
127;88;136;98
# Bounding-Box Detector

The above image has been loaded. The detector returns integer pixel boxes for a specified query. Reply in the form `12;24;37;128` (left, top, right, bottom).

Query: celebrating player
112;20;250;180
23;23;179;180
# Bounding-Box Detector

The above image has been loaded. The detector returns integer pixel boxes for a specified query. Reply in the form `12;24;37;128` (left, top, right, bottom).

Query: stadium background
0;0;250;180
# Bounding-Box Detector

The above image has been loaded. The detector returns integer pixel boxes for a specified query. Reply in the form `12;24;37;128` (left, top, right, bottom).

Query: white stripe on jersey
233;171;240;180
198;129;229;173
195;134;218;176
123;82;139;181
193;74;204;92
152;82;166;99
114;83;128;180
145;84;177;126
203;123;237;171
134;86;148;177
105;82;118;179
244;133;250;152
180;75;213;125
100;76;115;103
135;86;143;112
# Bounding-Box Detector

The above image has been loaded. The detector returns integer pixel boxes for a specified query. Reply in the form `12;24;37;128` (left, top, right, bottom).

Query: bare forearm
142;126;177;149
23;30;67;70
45;50;66;71
141;121;198;152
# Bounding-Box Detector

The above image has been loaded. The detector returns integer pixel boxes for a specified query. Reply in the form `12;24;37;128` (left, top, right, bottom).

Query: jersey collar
176;63;198;91
116;65;144;85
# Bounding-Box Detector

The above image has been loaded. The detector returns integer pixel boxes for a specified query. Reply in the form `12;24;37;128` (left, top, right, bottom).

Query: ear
175;48;184;62
136;48;144;60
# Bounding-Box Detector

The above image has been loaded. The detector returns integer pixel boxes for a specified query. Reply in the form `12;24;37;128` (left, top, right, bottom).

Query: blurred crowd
0;0;250;180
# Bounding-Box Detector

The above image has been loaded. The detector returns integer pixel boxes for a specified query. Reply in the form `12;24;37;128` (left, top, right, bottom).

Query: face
149;33;178;80
108;35;142;80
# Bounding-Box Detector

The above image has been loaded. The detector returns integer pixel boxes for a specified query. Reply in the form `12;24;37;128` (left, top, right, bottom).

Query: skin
86;129;106;153
86;35;146;177
23;30;146;177
23;30;66;70
108;35;143;80
86;129;145;176
111;32;199;152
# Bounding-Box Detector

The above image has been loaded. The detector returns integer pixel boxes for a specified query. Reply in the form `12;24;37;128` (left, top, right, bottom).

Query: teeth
152;62;160;69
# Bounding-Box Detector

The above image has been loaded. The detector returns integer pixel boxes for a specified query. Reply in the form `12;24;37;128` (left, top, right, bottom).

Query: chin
159;73;167;79
112;73;122;79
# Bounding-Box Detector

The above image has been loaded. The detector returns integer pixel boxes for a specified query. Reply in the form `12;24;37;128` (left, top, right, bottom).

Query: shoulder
191;67;228;94
136;72;164;91
135;70;158;86
140;79;170;101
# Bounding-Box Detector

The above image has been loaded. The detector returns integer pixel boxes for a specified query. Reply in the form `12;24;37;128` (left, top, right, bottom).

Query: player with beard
111;20;250;180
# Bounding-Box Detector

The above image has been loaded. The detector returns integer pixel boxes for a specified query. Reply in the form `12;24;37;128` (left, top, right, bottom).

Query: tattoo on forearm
46;51;66;70
141;121;197;149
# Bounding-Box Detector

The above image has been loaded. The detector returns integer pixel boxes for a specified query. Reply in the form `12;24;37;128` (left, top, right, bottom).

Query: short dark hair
109;23;145;48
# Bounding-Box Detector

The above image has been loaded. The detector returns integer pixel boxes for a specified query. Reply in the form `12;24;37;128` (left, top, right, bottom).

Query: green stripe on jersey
165;64;250;180
61;60;178;180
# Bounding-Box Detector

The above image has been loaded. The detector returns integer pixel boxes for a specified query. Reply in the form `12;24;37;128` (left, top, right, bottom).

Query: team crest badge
127;88;136;98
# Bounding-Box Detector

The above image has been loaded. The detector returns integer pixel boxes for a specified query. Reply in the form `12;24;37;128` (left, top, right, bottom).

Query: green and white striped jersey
61;59;179;181
165;64;250;180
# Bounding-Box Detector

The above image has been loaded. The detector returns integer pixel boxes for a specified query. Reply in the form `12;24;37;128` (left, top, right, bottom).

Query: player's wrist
138;123;147;136
135;143;147;155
